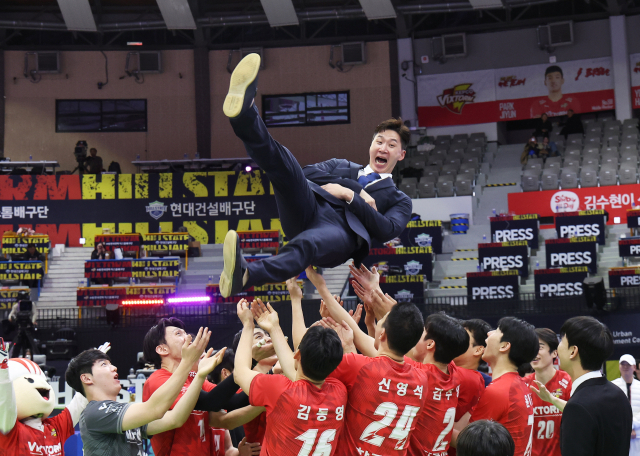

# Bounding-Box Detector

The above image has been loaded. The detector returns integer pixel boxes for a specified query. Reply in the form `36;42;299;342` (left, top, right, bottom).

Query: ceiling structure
0;0;637;49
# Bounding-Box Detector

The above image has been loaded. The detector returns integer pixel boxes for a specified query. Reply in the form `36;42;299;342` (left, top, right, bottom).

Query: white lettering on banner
1;206;49;219
584;193;637;210
495;229;534;242
551;191;580;213
631;246;640;255
539;283;583;296
621;276;640;286
471;286;515;299
482;256;524;270
559;224;600;237
170;201;256;217
549;252;592;266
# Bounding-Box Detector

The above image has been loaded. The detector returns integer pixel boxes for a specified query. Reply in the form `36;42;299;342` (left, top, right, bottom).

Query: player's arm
251;299;296;380
530;380;567;411
209;405;266;429
194;373;247;412
347;190;412;242
147;348;226;435
235;299;261;394
287;277;306;351
0;339;17;434
302;159;364;194
121;327;211;431
560;402;596;456
306;267;377;357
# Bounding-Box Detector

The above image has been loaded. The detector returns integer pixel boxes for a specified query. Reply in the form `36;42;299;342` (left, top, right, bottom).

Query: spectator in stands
560;109;584;139
534;113;553;138
21;245;43;263
457;420;514;456
84;148;103;174
612;354;640;456
538;136;559;159
91;242;107;260
177;226;201;258
520;137;539;165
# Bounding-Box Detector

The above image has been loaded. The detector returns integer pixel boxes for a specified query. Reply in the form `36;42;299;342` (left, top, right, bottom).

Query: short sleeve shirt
80;400;149;456
249;373;348;456
530;96;581;118
0;408;74;456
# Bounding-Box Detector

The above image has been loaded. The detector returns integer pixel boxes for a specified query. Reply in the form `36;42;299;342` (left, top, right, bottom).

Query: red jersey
405;360;460;456
329;353;429;456
523;370;572;456
143;369;216;456
530;95;581;118
470;372;534;456
210;428;226;456
249;373;348;456
0;408;74;456
448;368;486;456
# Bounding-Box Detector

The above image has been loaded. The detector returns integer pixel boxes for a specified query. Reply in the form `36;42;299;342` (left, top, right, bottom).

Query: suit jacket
303;158;412;265
560;376;632;456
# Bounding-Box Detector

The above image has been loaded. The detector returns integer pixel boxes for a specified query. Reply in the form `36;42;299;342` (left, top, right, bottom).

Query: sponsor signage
545;237;598;273
94;234;141;253
84;258;180;279
238;230;280;251
478;241;529;277
534;267;588;299
418;57;614;126
626;209;640;228
618;237;640;257
371;220;444;255
142;233;189;252
0;287;30;309
0;172;279;248
363;246;433;282
490;215;539;249
1;234;50;255
467;270;519;301
206;281;303;304
609;268;640;288
0;261;43;280
509;187;636;226
555;210;606;245
76;285;175;306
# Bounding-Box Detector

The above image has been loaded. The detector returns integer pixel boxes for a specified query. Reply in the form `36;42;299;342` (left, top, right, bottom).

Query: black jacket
560;376;632;456
303;158;412;265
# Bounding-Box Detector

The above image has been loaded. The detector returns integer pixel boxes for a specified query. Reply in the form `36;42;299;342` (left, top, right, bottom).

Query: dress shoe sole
223;53;261;118
220;230;239;298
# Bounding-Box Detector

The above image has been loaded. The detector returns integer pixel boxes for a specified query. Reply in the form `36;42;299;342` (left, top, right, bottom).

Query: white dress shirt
358;165;392;188
570;370;603;397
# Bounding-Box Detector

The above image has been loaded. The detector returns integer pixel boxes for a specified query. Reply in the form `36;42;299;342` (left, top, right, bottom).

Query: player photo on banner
418;57;614;126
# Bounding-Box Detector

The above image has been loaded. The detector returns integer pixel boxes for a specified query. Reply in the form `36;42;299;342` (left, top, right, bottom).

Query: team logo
551;191;580;213
404;260;423;275
552;388;564;398
384;237;402;248
146;201;168;220
414;233;432;247
437;84;476;114
395;289;414;301
51;428;57;437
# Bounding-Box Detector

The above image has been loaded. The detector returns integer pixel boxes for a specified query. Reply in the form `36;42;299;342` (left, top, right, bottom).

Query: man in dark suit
218;53;412;297
558;316;632;456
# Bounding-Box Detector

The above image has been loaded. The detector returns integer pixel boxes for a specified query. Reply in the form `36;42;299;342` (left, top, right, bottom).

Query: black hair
298;326;343;382
457;420;515;456
383;302;424;356
425;313;469;364
545;65;563;77
536;328;559;353
210;348;235;384
373;118;411;150
498;317;539;376
560;316;613;371
142;317;186;368
65;349;111;397
462;319;492;348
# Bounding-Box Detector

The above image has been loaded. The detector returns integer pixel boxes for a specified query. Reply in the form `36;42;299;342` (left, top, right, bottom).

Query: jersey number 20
360;402;420;450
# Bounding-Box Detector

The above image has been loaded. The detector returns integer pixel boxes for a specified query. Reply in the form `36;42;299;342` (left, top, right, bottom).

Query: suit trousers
230;105;358;288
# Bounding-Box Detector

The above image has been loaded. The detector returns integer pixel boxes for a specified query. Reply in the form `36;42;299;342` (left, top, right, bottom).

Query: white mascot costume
0;339;109;456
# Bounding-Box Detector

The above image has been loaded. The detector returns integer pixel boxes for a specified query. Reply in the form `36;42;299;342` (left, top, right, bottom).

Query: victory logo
395;289;414;301
414;233;432;248
146;201;168;220
404;260;423;275
437;84;476;114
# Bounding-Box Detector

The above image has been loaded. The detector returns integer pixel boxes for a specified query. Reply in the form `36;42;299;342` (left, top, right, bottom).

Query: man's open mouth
375;157;388;165
37;388;50;400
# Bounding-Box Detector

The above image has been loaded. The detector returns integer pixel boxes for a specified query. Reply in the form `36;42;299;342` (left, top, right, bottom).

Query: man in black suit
558;316;632;456
218;53;412;297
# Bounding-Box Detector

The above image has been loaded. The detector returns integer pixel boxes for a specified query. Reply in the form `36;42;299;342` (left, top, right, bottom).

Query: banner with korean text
418;57;614;126
629;53;640;109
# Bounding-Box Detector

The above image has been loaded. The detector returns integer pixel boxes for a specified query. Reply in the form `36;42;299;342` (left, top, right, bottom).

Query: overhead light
127;42;144;46
358;0;396;20
57;0;97;31
467;0;503;8
155;0;197;30
166;296;211;304
245;165;252;173
260;0;299;27
121;299;165;306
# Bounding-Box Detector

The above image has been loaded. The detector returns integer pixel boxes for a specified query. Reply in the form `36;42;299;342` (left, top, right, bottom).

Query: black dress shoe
223;53;261;118
219;230;248;297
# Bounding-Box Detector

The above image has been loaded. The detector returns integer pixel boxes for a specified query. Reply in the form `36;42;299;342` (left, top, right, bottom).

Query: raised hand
97;342;111;354
251;299;280;334
530;380;554;403
237;298;254;327
319;300;331;318
320;317;355;352
197;347;227;378
181;327;211;368
238;438;262;456
351;303;363;324
305;266;326;289
286;277;303;301
349;263;380;294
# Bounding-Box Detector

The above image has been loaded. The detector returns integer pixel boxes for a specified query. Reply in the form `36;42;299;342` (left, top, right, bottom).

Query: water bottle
536;260;540;269
136;154;141;161
195;152;200;160
482;235;486;242
208;275;213;285
476;264;481;272
183;153;188;160
158;226;162;233
492;208;496;216
29;155;32;161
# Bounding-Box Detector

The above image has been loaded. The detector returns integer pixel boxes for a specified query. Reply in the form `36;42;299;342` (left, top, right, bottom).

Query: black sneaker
219;230;248;297
223;53;261;118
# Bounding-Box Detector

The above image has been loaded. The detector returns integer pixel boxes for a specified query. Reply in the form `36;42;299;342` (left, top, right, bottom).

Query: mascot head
8;358;55;420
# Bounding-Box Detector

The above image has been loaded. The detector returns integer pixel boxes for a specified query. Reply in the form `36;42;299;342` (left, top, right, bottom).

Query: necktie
358;172;381;188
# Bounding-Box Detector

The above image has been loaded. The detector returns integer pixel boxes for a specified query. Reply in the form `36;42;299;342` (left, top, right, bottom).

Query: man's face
567;110;574;118
86;359;121;397
27;246;36;254
557;335;572;372
620;361;634;378
482;327;504;366
369;130;406;174
545;71;564;93
531;340;556;371
411;329;430;362
161;325;188;361
453;328;483;366
374;312;389;351
97;243;104;251
90;149;97;157
541;114;548;122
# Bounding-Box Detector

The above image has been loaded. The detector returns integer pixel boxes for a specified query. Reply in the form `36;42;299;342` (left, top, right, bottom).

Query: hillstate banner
418;57;614;127
0;172;279;247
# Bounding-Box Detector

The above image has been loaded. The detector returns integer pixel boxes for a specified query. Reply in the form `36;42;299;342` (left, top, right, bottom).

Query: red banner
508;185;640;225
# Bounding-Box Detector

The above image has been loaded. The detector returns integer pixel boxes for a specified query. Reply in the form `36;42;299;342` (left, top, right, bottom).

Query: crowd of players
61;263;624;456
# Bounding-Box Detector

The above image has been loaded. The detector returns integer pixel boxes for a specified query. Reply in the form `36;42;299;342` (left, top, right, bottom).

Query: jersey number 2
432;407;456;451
359;402;420;450
296;429;337;456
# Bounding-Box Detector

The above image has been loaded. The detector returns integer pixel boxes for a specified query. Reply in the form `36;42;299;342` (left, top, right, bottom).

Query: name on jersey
296;404;344;421
378;378;424;399
27;441;62;456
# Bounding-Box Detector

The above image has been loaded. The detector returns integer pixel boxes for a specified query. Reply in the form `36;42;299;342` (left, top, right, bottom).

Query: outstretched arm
303;159;363;194
234;300;261;395
252;299;295;381
209;405;266;429
287;278;306;351
530;381;567;411
306;267;377;357
0;339;16;435
347;191;412;242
